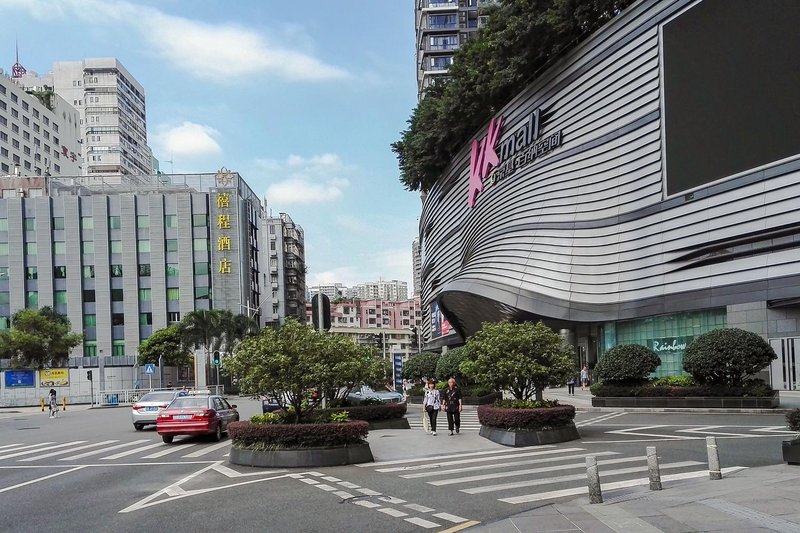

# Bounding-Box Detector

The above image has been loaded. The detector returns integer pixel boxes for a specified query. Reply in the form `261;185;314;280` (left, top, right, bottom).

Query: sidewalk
471;463;800;532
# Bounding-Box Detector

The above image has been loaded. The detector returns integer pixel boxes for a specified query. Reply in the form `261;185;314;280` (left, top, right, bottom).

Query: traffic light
212;351;221;365
87;370;93;381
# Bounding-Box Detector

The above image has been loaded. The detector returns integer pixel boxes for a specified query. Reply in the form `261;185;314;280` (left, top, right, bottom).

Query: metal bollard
707;436;722;480
40;398;45;412
62;397;67;412
586;455;603;504
647;446;662;490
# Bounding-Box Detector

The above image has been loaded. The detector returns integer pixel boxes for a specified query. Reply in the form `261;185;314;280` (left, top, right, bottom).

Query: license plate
174;414;191;420
146;406;159;411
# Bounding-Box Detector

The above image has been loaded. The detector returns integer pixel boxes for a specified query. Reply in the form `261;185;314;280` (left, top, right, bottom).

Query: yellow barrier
62;397;67;411
40;398;45;412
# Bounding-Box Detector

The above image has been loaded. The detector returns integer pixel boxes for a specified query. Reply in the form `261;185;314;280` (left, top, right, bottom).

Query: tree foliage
593;344;661;384
0;307;83;369
402;352;441;381
137;325;193;367
178;309;258;356
435;346;470;383
392;0;635;191
461;321;574;401
683;328;777;387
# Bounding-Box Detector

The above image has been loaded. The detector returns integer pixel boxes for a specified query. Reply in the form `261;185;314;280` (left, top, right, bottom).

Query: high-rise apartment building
1;73;82;177
414;0;483;98
412;238;422;297
260;211;306;327
50;58;152;177
350;280;409;301
308;283;348;301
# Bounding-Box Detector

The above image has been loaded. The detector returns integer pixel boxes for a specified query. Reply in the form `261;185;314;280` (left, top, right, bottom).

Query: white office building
350;280;409;301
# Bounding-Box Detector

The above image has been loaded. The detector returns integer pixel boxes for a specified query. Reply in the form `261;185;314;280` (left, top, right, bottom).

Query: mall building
420;0;800;389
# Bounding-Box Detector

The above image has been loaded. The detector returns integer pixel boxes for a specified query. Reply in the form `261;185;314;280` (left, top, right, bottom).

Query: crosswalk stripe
401;451;619;479
141;444;199;459
576;412;626;427
181;440;231;458
59;440;152;461
432;456;646;486
405;517;441;529
0;443;24;451
0;441;86;461
19;440;118;462
378;447;587;473
0;442;55;455
361;446;555;468
462;460;703;494
433;512;468;523
101;442;164;460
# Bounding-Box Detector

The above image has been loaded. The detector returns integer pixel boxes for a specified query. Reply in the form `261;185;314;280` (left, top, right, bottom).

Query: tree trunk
535;387;543;401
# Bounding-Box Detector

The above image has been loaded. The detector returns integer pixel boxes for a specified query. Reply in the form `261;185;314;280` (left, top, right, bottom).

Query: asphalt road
0;401;793;533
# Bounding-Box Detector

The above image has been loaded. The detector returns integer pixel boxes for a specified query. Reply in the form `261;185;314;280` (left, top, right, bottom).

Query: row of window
4;262;212;280
0;238;213;255
0;286;211;305
1;214;210;232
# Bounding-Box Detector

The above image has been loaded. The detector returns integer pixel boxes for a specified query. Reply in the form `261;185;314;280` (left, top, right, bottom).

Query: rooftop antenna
11;38;26;79
164;153;174;174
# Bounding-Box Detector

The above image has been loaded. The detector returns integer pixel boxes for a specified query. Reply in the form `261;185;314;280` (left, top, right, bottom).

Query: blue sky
0;0;421;288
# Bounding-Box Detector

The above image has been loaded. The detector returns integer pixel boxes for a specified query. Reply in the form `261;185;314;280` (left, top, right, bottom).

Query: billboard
4;370;36;388
430;301;452;339
40;368;69;387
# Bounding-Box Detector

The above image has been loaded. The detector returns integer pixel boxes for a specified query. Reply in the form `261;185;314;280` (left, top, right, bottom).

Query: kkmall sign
468;108;563;207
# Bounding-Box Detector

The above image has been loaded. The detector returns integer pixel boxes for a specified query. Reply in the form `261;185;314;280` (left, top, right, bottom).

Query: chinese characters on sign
216;192;233;274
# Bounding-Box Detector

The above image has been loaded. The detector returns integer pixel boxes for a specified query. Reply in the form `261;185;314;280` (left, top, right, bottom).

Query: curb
576;406;791;414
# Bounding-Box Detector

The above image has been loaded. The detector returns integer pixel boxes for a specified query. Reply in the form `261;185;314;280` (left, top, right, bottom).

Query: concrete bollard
586;455;603;504
707;436;722;480
647;446;662;490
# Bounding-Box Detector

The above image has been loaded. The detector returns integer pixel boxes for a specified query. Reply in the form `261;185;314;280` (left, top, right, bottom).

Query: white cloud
266;179;347;205
3;0;348;82
258;153;352;206
154;122;222;158
307;267;362;288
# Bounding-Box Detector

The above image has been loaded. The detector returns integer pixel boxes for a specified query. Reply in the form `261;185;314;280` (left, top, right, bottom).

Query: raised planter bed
229;442;373;468
784;439;800;465
479;424;580;447
367;418;410;430
477;403;579;447
591;393;779;409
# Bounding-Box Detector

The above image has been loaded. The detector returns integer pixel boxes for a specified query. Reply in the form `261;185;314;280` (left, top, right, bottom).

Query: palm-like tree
179;309;225;357
220;311;260;354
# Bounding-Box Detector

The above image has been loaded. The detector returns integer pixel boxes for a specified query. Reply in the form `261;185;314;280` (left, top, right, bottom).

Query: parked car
347;385;404;405
156;394;239;443
130;390;188;430
260;394;283;414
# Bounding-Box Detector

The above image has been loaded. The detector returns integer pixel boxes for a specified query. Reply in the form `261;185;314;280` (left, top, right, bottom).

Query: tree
219;310;259;354
179;309;225;356
461;321;574;401
402;352;441;382
317;335;386;406
0;307;83;369
137;325;193;367
593;344;661;384
683;328;777;387
435;346;470;384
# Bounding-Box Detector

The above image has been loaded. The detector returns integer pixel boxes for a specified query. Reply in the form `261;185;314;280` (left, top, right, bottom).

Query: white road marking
141;444;199;459
101;442;164;460
361;446;555;468
333;490;354;499
405;503;436;513
59;440;151;461
354;500;381;509
0;441;86;461
433;512;468;523
378;496;406;504
0;442;55;455
607;425;695;440
405;517;441;529
0;443;24;450
358;488;382;496
576;412;627;427
321;476;341;482
338;481;360;489
0;466;87;494
301;478;319;484
315;484;337;491
378;447;586;473
210;463;285;478
378;507;408;518
181;440;231;458
19;440;118;462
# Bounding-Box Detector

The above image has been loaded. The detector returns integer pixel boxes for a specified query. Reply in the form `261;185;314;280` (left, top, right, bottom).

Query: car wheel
161;435;174;444
134;423;144;431
213;423;222;442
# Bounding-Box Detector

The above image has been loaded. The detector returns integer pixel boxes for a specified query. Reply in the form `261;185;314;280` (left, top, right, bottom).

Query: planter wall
229;441;373;468
368;418;410;430
783;439;800;465
479;424;580;447
591;393;779;409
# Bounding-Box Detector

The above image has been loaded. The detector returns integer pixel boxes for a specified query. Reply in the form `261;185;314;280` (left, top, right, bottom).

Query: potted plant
784;409;800;465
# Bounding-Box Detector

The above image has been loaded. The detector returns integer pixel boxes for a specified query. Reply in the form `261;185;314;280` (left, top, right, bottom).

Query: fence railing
94;386;224;406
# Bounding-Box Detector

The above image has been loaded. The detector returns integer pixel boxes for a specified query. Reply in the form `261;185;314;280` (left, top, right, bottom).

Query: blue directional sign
144;363;156;375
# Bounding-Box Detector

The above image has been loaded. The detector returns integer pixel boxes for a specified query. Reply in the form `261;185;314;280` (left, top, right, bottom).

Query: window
138;288;152;301
83;289;96;302
112;313;125;326
166;263;179;276
25;242;37;255
165;239;178;252
193;262;210;276
26;291;38;307
81;241;95;254
112;340;125;357
111;289;124;302
0;316;9;330
109;216;121;229
53;241;66;255
24;218;36;231
167;312;181;323
55;290;68;305
110;240;122;254
0;292;9;304
82;265;95;279
0;267;8;279
81;216;94;230
52;217;65;230
139;313;153;326
111;264;123;277
83;314;97;328
166;288;180;301
192;214;208;227
193;238;208;251
84;341;97;357
136;215;149;228
0;243;7;256
195;287;211;300
137;240;151;253
138;264;151;277
164;215;177;228
25;267;38;280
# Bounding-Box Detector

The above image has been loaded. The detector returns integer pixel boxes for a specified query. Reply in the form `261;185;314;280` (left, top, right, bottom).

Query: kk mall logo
467;108;563;208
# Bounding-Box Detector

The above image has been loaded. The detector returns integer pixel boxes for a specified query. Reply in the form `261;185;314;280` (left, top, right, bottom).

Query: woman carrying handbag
422;380;441;436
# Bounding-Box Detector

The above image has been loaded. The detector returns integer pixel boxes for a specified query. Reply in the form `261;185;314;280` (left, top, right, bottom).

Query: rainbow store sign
468;108;563;208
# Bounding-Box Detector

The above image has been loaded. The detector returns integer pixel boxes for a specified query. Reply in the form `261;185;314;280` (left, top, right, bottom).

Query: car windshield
169;398;208;409
360;385;376;393
139;392;176;403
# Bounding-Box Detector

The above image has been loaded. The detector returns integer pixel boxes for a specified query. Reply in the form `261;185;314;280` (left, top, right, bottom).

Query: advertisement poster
4;370;35;388
393;353;404;392
430;301;452;339
40;368;69;387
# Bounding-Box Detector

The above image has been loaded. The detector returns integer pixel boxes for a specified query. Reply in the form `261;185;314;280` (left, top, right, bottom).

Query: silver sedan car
131;390;188;430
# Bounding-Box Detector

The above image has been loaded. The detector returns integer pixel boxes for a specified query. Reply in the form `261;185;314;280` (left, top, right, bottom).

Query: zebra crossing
408;410;482;431
358;444;746;505
0;438;232;464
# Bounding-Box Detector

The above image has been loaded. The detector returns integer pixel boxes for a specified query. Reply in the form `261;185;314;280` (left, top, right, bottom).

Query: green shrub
591;380;774;398
494;399;560;409
435;346;468;382
477;404;576;430
315;402;407;422
435;381;448;391
358;397;384;406
464;384;496;397
652;375;695;387
683;328;777;386
787;409;800;432
250;413;284;425
402;352;441;381
407;385;425;396
229;420;368;450
329;411;350;422
593;344;661;383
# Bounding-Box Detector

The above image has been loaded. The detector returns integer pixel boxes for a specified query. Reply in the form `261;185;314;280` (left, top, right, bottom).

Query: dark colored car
347;385;405;405
156;394;239;443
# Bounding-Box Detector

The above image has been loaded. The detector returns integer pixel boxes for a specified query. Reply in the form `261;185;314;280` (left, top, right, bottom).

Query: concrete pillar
647;446;662;490
586;455;603;504
707;436;722;480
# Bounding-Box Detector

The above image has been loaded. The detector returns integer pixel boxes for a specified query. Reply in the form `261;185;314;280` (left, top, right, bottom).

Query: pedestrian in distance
48;388;58;418
442;378;463;435
567;376;576;395
580;365;590;391
422;379;441;436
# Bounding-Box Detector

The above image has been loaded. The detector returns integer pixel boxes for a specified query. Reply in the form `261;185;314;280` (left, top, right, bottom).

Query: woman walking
422;380;441;436
580;365;590;391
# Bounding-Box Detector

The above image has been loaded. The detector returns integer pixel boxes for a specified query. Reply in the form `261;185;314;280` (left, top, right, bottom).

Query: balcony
424;0;458;9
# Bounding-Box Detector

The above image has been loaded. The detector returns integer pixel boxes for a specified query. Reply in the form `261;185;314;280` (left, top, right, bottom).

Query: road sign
144;363;156;375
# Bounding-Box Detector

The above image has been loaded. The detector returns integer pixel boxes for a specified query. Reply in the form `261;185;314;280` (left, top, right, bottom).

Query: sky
0;0;421;289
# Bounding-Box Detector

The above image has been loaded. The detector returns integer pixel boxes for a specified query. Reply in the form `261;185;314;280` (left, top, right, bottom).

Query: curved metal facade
420;0;800;341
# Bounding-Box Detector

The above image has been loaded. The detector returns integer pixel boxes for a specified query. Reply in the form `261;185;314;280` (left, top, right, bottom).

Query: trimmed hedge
228;420;369;450
787;409;800;432
591;380;774;398
683;328;777;386
477;404;576;430
594;344;661;383
316;402;407;422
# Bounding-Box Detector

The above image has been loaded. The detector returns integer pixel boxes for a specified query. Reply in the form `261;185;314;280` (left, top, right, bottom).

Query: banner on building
430;301;452;339
393;353;404;392
5;370;36;388
40;368;69;387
